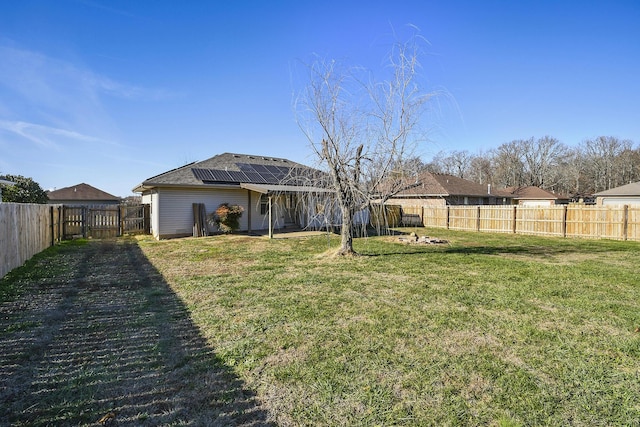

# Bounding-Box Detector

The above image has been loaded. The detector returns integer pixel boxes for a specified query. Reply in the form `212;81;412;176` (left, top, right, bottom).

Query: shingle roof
395;172;510;198
47;183;119;201
594;181;640;196
503;186;565;200
133;152;318;191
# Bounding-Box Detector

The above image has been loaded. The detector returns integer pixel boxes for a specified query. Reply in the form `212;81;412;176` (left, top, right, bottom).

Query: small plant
209;203;244;233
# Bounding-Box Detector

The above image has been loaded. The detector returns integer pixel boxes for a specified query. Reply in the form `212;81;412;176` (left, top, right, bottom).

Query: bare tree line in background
420;136;640;196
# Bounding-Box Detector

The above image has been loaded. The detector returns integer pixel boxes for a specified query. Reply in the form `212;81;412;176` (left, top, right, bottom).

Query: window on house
260;194;269;215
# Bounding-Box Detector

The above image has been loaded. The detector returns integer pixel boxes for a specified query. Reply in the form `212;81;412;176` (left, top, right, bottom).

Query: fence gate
63;205;150;239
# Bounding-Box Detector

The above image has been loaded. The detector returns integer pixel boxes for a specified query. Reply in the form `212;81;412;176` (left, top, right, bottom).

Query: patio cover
239;183;333;194
240;183;333;238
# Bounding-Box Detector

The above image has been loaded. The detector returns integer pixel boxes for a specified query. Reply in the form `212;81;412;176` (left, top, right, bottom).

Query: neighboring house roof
593;181;640;196
47;183;120;202
393;172;510;198
503;186;567;200
133;152;324;192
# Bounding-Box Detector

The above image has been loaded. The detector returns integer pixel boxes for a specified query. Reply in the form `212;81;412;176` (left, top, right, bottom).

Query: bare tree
492;140;526;188
581;136;627;192
468;153;493;184
296;33;437;255
521;136;567;189
555;147;586;195
431;150;473;178
614;142;640;186
396;156;428;175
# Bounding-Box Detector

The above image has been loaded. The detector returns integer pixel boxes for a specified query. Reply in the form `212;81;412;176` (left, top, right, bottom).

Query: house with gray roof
594;181;640;206
386;172;512;209
133;152;330;239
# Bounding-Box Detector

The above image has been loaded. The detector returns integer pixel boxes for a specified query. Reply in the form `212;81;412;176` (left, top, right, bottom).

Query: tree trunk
337;206;357;256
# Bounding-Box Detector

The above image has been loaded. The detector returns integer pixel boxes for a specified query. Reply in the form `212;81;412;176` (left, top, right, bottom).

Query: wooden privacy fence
1;203;150;279
62;205;150;239
400;204;640;241
0;203;62;279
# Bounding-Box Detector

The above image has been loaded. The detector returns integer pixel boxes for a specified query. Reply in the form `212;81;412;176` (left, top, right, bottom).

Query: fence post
119;205;124;237
57;206;62;242
82;206;88;238
446;206;450;230
49;206;54;247
421;205;424;226
512;205;517;234
562;205;568;238
476;206;481;232
623;205;629;241
62;205;67;239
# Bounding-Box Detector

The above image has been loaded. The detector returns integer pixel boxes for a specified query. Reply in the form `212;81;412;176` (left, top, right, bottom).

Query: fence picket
61;205;149;239
0;203;59;279
1;203;150;279
416;204;640;241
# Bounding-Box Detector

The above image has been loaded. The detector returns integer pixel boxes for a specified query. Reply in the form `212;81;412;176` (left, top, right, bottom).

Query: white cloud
0;120;107;149
0;40;182;196
0;41;176;149
0;42;170;102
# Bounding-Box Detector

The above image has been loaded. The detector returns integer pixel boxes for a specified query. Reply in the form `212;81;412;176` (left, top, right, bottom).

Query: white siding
143;187;339;239
520;200;552;207
153;188;247;238
601;197;640;206
144;192;160;239
149;187;298;238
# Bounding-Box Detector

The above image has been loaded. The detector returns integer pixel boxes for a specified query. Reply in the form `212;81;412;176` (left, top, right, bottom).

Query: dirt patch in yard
0;239;274;426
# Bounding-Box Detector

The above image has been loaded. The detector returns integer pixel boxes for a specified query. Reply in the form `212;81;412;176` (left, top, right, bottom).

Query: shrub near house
210;203;244;233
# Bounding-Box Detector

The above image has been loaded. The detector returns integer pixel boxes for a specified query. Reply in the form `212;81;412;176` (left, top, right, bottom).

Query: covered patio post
268;195;273;239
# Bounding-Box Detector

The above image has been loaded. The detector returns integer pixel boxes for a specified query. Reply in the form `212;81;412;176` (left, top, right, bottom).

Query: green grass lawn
136;229;640;426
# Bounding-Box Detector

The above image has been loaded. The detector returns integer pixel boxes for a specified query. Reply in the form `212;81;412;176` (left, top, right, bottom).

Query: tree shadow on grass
358;241;589;258
0;239;274;426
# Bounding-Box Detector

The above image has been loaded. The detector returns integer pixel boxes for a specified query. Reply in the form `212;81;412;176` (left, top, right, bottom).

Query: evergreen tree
0;174;49;203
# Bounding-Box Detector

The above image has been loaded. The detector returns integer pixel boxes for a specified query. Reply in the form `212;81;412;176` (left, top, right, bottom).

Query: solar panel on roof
227;171;249;182
193;165;321;185
257;174;275;184
191;169;203;180
192;168;216;181
264;165;281;174
243;172;268;183
209;170;233;181
236;163;255;172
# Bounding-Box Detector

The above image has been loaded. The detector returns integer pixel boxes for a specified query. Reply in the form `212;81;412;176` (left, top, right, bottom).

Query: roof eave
395;193;449;198
133;182;242;193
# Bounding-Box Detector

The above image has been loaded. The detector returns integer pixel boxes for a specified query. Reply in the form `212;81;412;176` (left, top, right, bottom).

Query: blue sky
1;1;639;197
